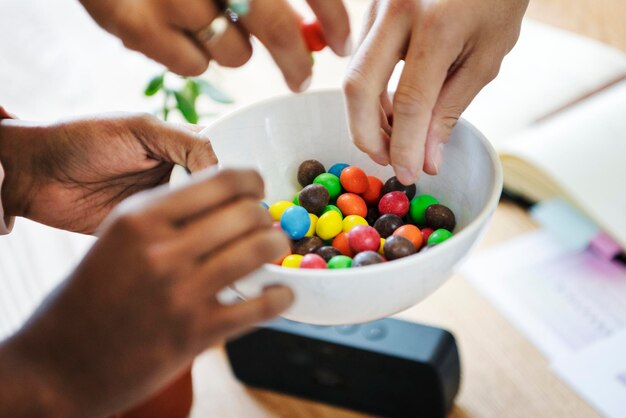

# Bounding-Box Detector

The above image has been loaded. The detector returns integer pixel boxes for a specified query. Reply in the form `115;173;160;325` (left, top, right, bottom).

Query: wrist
0;119;48;218
0;337;79;418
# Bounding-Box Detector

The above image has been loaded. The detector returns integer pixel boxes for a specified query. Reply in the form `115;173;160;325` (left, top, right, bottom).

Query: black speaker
226;318;461;417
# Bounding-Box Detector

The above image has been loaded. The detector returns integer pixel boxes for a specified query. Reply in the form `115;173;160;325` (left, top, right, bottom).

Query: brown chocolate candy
298;184;330;214
297;159;326;187
383;235;416;260
315;245;342;262
373;214;404;238
381;176;417;200
352;251;385;267
425;204;456;232
365;206;380;226
292;236;324;255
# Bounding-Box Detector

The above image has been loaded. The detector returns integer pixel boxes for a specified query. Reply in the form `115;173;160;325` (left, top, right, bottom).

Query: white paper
553;330;626;418
462;230;626;361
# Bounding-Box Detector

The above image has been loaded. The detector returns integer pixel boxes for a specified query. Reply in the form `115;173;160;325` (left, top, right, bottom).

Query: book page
499;80;626;249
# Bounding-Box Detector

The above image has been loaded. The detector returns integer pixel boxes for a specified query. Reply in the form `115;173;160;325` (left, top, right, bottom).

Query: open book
460;20;626;250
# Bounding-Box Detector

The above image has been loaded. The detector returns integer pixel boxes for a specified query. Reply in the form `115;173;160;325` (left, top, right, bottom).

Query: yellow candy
282;254;303;268
316;210;343;240
269;201;295;221
342;215;368;233
305;213;319;237
378;238;385;256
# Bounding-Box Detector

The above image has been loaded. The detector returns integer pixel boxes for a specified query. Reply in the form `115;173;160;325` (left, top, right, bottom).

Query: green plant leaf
174;91;199;123
144;74;164;96
196;79;234;104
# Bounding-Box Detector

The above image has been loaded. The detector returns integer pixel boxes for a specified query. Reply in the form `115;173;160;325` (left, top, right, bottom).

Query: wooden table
187;1;623;416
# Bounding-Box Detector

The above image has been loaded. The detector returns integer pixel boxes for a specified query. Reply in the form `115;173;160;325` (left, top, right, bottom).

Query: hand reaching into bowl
0;113;216;234
0;168;293;418
343;0;528;185
78;0;351;92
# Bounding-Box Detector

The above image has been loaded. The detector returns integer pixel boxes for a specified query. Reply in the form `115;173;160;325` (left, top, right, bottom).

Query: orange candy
361;176;384;205
336;193;367;217
392;224;423;250
332;232;355;257
340;166;369;194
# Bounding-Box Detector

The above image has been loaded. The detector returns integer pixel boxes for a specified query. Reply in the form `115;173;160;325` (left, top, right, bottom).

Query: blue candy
280;206;311;240
328;163;350;178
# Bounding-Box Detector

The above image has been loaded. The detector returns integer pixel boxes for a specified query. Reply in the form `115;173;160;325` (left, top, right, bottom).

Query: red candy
332;232;355;257
300;253;328;269
361;176;383;205
421;227;434;243
300;19;327;52
393;224;423;251
336;193;367;217
340;166;369;194
378;191;409;217
348;225;381;253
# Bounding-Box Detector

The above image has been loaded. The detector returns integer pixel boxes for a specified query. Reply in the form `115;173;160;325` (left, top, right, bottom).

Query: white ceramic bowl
171;89;502;325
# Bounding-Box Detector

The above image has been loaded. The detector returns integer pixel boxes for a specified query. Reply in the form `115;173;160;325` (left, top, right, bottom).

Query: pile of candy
266;160;457;269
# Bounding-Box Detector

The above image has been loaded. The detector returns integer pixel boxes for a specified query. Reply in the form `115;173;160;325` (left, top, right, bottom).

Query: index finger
390;32;462;185
144;168;265;223
306;0;352;56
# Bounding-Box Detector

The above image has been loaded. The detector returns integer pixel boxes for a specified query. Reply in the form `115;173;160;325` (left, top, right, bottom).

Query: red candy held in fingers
348;225;381;253
378;191;410;217
300;19;327;52
340;166;369;194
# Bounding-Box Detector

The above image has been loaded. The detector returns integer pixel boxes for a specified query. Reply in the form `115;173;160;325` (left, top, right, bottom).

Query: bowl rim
197;88;503;277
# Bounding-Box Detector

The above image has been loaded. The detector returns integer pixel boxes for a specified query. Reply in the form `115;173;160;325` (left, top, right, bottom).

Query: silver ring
196;16;229;44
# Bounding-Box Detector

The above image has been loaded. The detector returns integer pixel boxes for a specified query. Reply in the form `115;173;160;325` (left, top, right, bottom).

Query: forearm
0;336;77;418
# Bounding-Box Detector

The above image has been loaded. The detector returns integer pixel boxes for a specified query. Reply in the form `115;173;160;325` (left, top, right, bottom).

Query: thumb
424;56;500;175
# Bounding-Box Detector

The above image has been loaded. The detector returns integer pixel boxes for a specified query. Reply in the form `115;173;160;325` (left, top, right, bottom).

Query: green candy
322;204;343;219
427;228;453;246
409;194;439;225
228;0;250;16
328;255;353;269
293;193;300;205
313;173;342;199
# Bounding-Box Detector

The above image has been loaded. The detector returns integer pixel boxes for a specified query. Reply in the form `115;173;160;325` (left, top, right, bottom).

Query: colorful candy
381;176;417;200
373;214;404;238
327;255;352;269
342;215;368;233
280;206;311;240
300;19;327;52
348;225;381;253
427;228;453;246
378;191;410;218
425;204;456;232
383;235;417;260
297;159;326;187
392;224;423;250
409;194;439;225
269;201;294;221
316;210;343;240
336;193;367;217
299;184;330;214
328;162;349;178
313;173;342;199
300;253;328;269
352;251;385;267
268;160;457;269
361;176;384;205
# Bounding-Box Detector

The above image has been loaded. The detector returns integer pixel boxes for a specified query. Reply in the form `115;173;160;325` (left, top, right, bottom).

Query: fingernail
395;165;417;186
297;76;312;93
341;37;353;57
370;153;390;166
